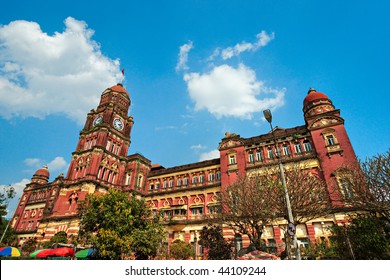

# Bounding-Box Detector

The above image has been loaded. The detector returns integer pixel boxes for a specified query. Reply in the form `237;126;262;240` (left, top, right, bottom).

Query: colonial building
10;84;358;256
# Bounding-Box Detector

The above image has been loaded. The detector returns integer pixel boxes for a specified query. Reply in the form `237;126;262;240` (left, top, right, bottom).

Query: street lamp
234;233;242;259
263;109;301;260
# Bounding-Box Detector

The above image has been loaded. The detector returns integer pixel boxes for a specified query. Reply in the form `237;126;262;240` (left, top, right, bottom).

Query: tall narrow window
208;173;215;182
137;175;143;189
267;148;274;159
282;145;290;156
229;155;236;164
125;173;131;185
199;175;204;183
303;141;312;152
294;142;303;153
248;152;255;163
339;178;354;199
326;135;336;146
256;150;263;161
177;178;182;186
216;172;221;181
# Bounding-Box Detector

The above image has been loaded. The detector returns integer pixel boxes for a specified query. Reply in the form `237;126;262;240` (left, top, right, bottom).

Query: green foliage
0;186;15;222
0;220;17;247
300;240;339;260
42;231;68;249
22;238;38;254
328;215;390;260
200;225;232;260
78;188;165;260
169;239;194;260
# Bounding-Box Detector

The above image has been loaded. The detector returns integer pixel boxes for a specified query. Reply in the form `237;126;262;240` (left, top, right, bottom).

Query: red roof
34;166;49;177
304;88;329;104
110;83;129;96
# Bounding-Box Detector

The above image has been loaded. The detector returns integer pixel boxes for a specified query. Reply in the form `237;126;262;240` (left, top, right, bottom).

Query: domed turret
303;88;335;118
31;165;50;184
110;83;129;97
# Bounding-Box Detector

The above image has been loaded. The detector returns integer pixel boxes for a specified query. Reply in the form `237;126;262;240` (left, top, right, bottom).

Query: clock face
113;118;124;130
93;116;103;126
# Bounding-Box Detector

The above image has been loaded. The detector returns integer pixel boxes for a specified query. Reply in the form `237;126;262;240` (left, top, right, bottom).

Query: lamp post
234;233;242;259
263;109;301;260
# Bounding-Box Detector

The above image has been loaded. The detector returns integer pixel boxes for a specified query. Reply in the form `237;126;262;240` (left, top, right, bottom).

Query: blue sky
1;0;389;218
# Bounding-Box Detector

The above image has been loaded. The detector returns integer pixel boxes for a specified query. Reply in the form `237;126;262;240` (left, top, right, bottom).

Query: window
339;177;354;199
192;176;198;184
177;178;182;186
199;175;204;183
229;155;236;164
298;238;310;249
155;182;160;189
208;205;220;214
125;173;131;185
303;141;312;152
216;172;221;181
294;142;303;153
267;148;274;159
282;145;290;156
137;175;143;188
256;150;263;161
326;135;336;146
208;173;215;182
163;181;168;189
169;180;174;188
183;177;188;186
248;152;255;163
191;207;204;216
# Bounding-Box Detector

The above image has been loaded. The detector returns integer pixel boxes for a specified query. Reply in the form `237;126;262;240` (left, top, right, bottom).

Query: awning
189;204;204;208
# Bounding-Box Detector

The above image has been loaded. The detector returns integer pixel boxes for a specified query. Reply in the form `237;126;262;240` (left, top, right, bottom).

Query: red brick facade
11;85;359;256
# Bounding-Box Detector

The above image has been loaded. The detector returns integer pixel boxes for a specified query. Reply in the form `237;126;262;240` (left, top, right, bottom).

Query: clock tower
65;83;134;186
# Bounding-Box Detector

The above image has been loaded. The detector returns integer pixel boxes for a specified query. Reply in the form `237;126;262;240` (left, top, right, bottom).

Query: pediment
218;138;244;150
308;116;344;130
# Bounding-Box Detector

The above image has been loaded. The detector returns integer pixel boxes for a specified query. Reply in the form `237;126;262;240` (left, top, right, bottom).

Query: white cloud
175;41;193;72
0;17;122;125
47;156;67;171
184;64;285;119
217;30;274;60
191;144;207;150
199;150;220;161
24;158;41;167
24;156;68;173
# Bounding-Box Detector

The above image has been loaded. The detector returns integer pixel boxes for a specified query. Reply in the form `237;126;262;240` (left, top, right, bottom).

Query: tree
219;164;331;250
328;214;390;259
78;188;165;260
169;239;194;260
0;185;16;246
22;238;38;255
199;224;232;259
0;185;15;222
337;149;390;221
43;231;68;249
